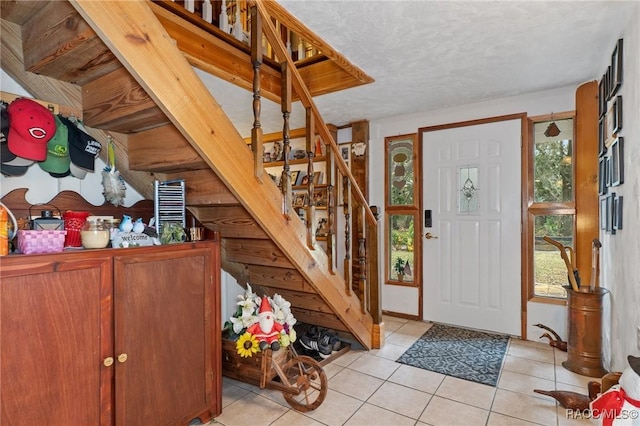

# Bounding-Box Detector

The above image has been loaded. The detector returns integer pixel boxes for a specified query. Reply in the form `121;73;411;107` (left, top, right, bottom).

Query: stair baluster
343;175;352;295
250;4;263;180
305;107;316;248
326;149;336;273
280;63;293;216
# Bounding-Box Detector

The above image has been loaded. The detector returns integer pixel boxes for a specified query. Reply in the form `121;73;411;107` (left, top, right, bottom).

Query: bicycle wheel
281;355;327;412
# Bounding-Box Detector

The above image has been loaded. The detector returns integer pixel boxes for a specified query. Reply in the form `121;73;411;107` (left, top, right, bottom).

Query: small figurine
132;218;145;234
119;215;133;232
272;141;282;162
246;297;284;351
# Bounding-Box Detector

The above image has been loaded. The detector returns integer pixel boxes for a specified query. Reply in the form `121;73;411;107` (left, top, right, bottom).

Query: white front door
422;118;522;336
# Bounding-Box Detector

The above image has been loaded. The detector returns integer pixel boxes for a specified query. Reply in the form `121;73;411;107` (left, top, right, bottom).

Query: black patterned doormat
396;323;509;386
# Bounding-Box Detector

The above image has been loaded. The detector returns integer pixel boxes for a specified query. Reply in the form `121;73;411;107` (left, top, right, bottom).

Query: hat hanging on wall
1;102;34;167
38;115;70;177
57;115;101;179
6;98;56;161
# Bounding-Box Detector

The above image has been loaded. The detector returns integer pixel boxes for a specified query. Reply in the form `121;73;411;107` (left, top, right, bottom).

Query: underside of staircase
1;0;381;348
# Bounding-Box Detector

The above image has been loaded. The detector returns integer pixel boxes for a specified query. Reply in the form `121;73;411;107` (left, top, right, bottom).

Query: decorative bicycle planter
221;338;328;412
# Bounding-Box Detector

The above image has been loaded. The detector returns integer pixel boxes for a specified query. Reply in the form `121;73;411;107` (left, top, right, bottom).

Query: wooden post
350;120;369;201
358;204;367;313
250;4;263;181
368;206;381;324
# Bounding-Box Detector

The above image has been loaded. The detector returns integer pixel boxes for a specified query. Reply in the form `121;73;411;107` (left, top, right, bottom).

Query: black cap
58;115;101;171
1;163;29;176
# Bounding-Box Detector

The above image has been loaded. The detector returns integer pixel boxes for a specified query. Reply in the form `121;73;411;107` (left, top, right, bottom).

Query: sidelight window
526;116;576;300
385;134;419;286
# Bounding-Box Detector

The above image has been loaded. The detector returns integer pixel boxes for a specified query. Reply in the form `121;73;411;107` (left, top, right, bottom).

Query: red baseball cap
7;98;56;161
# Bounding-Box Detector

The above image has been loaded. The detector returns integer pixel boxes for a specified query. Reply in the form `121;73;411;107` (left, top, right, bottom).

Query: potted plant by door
394;257;406;282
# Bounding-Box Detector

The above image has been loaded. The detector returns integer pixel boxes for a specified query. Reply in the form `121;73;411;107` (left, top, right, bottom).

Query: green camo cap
38;115;70;175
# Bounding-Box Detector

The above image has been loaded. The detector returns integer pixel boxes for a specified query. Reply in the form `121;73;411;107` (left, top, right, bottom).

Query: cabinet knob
117;353;128;363
103;357;114;367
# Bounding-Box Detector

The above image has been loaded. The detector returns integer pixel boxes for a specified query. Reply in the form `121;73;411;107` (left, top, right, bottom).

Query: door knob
117;353;128;363
425;232;438;240
103;357;114;367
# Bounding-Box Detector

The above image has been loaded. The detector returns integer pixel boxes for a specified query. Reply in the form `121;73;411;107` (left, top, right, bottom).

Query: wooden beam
350;120;369;201
243;127;306;145
159;169;239;206
291;308;348;333
223;239;292;268
190;206;268;239
22;1;120;85
575;81;599;283
298;60;369;98
244;265;315;293
262;289;334;314
82;66;168;132
151;1;373;101
150;2;282;104
128;124;208;172
0;1;50;26
70;0;372;348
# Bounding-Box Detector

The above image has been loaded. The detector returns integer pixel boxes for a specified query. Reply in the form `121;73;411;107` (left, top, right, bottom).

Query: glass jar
81;219;110;249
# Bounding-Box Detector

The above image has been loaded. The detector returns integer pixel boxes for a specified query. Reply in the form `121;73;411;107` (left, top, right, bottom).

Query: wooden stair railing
2;0;381;347
151;0;374;104
70;0;377;349
250;0;382;328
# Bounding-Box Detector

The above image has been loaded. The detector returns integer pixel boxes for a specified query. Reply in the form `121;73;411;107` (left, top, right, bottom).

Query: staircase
1;0;382;349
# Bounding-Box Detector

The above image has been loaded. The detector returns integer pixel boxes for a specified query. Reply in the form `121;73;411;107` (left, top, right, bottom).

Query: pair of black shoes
299;325;341;359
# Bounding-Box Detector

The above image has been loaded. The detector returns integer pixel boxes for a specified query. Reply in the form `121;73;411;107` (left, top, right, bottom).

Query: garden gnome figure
247;297;284;351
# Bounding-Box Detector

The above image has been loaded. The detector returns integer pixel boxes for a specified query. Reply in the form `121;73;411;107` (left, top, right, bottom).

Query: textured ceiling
203;1;637;137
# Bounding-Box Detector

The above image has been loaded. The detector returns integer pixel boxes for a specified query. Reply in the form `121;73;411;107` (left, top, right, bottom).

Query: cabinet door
113;243;219;425
0;254;113;426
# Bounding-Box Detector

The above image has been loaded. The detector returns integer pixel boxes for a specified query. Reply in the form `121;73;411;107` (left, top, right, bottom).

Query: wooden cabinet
0;241;221;425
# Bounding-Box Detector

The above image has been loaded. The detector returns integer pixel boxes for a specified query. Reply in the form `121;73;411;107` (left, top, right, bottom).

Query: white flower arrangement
224;284;297;357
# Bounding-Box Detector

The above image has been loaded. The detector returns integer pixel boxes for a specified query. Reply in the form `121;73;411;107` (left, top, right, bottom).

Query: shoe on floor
299;333;332;358
319;332;341;352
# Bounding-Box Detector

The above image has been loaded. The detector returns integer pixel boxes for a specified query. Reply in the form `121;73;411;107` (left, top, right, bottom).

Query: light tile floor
210;316;595;426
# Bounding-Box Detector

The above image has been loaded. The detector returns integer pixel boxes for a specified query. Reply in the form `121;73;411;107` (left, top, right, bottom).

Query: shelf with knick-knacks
253;126;326;166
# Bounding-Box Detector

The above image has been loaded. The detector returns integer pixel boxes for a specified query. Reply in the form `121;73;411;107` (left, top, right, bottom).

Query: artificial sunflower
236;332;259;358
